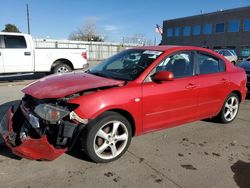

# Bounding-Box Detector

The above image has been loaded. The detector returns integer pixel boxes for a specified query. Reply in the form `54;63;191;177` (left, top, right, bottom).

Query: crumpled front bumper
0;107;66;161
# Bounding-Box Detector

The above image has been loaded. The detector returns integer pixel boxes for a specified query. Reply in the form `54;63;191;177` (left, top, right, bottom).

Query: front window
215;23;225;33
228;20;240;32
89;49;163;81
4;35;27;48
152;52;194;79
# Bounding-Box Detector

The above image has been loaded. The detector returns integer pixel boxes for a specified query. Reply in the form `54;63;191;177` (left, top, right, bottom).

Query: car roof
132;45;214;53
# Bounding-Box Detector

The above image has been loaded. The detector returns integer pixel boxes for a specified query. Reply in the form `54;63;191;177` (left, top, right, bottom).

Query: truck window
4;35;27;48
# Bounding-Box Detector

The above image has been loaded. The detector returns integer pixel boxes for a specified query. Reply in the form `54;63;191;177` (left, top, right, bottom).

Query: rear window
4;35;27;48
197;53;225;74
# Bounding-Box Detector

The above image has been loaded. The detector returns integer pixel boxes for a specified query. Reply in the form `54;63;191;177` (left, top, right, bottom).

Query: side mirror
152;71;174;82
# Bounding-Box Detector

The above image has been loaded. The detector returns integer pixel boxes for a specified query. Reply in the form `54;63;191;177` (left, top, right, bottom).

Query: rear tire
81;111;132;163
217;93;240;123
53;63;72;74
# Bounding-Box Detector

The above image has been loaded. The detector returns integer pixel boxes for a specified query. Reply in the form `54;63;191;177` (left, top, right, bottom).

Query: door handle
0;52;1;56
24;52;31;56
186;83;196;89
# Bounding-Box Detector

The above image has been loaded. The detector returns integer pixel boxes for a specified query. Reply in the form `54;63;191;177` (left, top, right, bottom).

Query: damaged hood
22;72;125;99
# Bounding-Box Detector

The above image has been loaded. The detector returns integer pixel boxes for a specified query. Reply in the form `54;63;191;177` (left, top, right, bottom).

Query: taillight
81;52;87;60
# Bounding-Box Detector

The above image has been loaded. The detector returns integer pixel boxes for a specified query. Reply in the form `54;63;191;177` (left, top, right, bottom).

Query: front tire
217;93;240;123
82;112;132;163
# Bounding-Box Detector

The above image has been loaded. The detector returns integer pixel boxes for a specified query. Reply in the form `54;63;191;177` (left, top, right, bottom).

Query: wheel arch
231;90;242;103
51;58;74;72
105;109;136;137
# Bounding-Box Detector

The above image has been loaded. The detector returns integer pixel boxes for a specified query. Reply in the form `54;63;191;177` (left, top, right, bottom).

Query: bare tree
69;19;104;42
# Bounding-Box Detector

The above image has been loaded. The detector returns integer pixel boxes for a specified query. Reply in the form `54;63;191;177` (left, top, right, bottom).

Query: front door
0;49;4;73
142;51;198;132
0;36;4;73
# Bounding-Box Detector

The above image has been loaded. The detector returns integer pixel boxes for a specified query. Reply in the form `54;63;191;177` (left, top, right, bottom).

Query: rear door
2;35;33;73
195;51;230;119
0;36;4;73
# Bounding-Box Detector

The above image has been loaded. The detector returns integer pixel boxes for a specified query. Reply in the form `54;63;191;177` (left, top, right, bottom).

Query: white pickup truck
0;32;88;75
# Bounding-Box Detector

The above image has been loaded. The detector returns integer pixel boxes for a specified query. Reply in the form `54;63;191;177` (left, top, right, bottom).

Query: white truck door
0;36;4;73
2;35;33;73
0;48;4;73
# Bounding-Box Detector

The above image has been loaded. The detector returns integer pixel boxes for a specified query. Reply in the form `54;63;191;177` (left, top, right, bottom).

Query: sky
0;0;249;43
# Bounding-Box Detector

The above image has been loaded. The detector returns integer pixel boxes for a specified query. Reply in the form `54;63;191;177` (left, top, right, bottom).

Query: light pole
26;4;30;34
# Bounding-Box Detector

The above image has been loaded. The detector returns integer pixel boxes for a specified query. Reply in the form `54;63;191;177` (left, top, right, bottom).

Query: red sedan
0;46;247;163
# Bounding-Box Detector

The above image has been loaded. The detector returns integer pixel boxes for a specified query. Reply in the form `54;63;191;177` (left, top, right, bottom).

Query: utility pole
26;4;30;34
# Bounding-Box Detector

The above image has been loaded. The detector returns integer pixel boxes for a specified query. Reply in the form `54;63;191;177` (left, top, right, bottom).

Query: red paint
2;109;66;161
9;136;66;161
1;46;247;161
22;72;124;99
152;71;174;81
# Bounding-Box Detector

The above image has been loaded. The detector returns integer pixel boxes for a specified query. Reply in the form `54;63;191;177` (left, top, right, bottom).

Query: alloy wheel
93;121;129;160
223;96;239;122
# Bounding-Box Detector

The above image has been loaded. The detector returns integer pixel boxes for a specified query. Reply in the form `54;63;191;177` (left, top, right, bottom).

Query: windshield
229;49;237;56
88;49;163;81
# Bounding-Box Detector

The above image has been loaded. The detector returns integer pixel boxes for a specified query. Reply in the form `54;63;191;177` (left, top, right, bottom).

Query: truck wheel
53;63;72;73
82;111;132;163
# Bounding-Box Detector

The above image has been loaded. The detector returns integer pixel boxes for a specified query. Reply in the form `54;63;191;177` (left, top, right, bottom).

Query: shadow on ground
231;160;250;188
246;94;250;100
66;136;92;162
0;100;22;160
0;73;46;83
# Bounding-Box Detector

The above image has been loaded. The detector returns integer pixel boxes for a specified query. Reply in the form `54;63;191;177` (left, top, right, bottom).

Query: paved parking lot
0;73;249;188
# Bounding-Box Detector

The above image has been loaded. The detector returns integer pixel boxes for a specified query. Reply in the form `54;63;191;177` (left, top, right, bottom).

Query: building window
228;20;240;32
175;27;181;37
183;26;191;36
243;19;250;31
240;47;250;57
167;28;173;37
215;23;225;33
203;24;212;35
193;25;201;35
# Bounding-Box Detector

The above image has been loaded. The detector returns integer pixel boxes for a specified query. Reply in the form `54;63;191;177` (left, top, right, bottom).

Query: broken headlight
34;104;70;123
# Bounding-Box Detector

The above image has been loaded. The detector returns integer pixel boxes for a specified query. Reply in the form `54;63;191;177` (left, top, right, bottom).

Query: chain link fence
34;39;142;61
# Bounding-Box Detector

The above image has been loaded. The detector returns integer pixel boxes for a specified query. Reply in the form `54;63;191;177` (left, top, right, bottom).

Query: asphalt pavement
0;68;249;188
